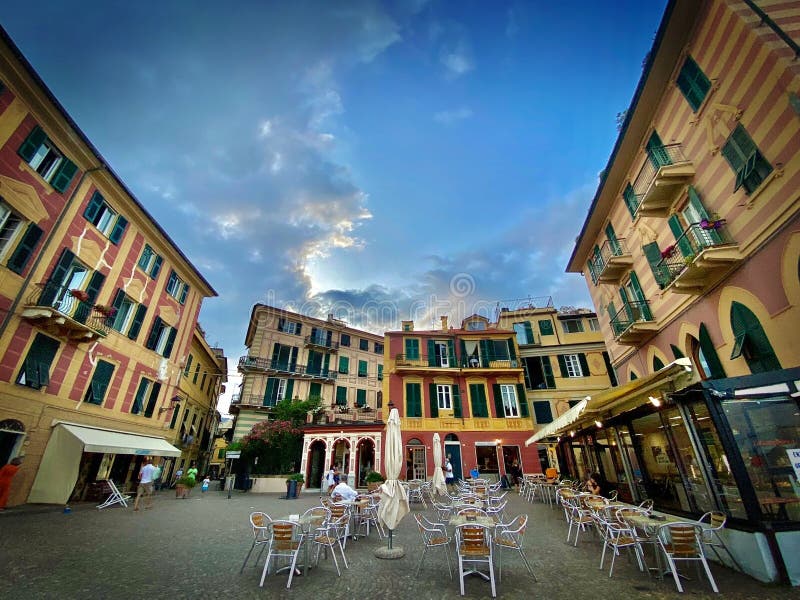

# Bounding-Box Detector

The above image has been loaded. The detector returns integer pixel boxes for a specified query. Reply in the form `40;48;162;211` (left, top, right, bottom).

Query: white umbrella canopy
431;432;447;496
378;408;409;532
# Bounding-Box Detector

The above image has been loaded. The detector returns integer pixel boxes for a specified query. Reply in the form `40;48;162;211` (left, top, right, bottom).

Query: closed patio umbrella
431;432;447;497
377;408;409;557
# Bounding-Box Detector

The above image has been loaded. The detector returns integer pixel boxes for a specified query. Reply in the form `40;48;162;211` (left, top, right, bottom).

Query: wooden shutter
643;242;671;288
492;384;504;418
179;283;189;304
459;340;467;366
161;326;176;358
51;158;78;193
688;187;722;244
356;389;366;407
578;353;590;376
7;223;43;274
264;378;277;406
88;360;115;405
138;245;152;269
144;382;161;417
167;270;177;294
336;386;347;406
507;338;516;361
533;401;553;424
147;253;162;278
427;339;436;366
21;333;60;389
447;340;456;366
75;270;105;324
339;356;349;374
429;383;438;418
541;356;555;388
107;288;125;326
452;385;462;418
468;384;481;418
284;379;294;401
83;191;104;223
132;379;148;414
146;316;162;350
538;319;553;336
479;339;491;367
108;215;128;245
670;344;684;359
39;248;75;306
295;323;302;336
516;383;529;417
358;360;367;376
646;131;671;167
522;322;534;345
628;271;652;320
699;323;726;379
556;354;569;378
17;125;47;161
623;184;638;219
128;304;147;340
668;215;693;258
405;382;421;417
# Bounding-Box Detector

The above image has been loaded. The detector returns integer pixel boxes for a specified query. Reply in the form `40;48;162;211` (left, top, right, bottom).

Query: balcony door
436;342;449;367
646;131;671;169
620;271;651;322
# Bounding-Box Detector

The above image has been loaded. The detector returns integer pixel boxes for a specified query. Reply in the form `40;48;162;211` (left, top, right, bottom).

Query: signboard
788;448;800;480
226;451;241;459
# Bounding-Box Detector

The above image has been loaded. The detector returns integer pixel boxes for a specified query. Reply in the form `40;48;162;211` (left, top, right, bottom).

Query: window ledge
745;165;784;208
17;160;54;195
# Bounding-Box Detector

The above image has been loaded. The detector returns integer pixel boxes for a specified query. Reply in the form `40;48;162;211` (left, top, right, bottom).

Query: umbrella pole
388;528;393;549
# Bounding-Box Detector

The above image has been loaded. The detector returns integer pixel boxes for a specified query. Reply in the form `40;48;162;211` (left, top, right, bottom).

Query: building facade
0;28;217;506
495;302;617;470
384;315;538;484
562;0;799;585
232;305;384;489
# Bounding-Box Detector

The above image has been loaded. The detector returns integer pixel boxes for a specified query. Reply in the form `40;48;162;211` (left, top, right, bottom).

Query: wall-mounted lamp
569;431;575;438
159;395;181;414
649;395;661;407
594;420;603;429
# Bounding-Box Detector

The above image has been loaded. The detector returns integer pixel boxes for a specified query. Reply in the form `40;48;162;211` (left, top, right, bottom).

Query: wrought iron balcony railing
23;281;110;338
394;354;519;369
654;221;736;288
237;355;337;380
632;144;688;198
609;300;654;338
304;334;339;350
630;143;694;216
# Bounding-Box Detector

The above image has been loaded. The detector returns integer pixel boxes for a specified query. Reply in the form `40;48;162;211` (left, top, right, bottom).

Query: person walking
444;454;455;492
186;463;198;486
0;457;23;511
325;464;337;494
152;461;163;492
171;466;184;489
134;458;156;511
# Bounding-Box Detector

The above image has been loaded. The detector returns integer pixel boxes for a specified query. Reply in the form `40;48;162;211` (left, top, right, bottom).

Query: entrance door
308;441;325;489
502;445;522;476
445;442;463;480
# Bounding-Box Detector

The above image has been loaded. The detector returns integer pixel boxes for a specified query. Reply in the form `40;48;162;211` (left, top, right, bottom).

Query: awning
28;422;181;504
525;358;697;445
58;423;182;456
525;398;588;446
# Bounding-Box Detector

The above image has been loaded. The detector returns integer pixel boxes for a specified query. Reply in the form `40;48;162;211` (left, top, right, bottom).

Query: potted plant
285;473;304;499
93;304;117;318
175;475;196;499
365;471;385;492
70;289;89;302
660;245;676;259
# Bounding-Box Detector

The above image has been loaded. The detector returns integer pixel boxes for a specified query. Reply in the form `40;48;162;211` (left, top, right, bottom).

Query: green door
605;223;621;256
646;131;671;169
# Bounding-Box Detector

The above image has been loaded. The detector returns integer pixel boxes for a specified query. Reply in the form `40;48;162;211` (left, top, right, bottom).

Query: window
538;319;554;336
271;343;298;371
17;125;77;192
183;354;193;377
5;220;43;275
374;342;383;354
84;360;115;405
588;318;600;332
405;382;422;417
676;55;711;112
513;322;535;345
169;403;181;429
729;302;781;373
192;363;200;384
338;356;349;374
17;333;59;389
377;364;383;381
358;360;368;377
465;320;486;331
132;377;161;417
83;192;128;244
469;384;489;417
264;377;290;407
436;384;452;410
522;356;555;389
356;389;367;407
359;338;369;351
137;244;163;279
106;289;147;340
722;124;772;194
653;356;665;371
0;201;24;261
402;323;412;332
533;401;553;424
145;317;177;358
200;373;207;391
165;270;189;304
557;353;589;378
499;384;519;417
340;333;350;347
277;317;301;335
561;319;584;334
404;338;420;360
336;386;348;406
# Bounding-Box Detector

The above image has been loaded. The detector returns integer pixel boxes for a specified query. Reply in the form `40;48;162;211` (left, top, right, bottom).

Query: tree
241;420;303;475
271;395;322;427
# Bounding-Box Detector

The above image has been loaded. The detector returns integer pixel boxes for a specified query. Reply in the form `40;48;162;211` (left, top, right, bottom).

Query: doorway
356;438;375;487
406;438;426;480
444;436;463;481
501;445;522;477
0;419;25;466
307;440;326;489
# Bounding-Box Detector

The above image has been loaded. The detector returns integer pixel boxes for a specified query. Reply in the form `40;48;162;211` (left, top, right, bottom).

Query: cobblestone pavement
0;488;794;600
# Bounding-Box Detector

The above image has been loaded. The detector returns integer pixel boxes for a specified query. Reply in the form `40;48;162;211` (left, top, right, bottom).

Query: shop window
729;302;781;374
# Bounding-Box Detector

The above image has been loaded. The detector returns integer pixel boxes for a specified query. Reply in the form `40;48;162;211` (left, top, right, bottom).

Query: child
201;476;210;493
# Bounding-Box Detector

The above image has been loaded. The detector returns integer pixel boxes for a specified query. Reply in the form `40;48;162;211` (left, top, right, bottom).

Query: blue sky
1;1;666;403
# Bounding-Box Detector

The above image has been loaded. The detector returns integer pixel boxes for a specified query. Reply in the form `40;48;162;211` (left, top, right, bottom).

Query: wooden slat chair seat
240;512;272;574
658;522;719;593
259;520;304;589
414;514;453;578
455;524;496;597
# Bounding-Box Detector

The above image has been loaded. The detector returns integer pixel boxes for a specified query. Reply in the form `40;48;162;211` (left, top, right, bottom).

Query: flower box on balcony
700;218;726;230
70;289;89;302
93;304;117;318
660;245;676;259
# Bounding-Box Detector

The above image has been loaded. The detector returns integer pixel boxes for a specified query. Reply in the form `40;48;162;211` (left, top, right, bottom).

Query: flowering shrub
241;419;303;475
70;289;89;302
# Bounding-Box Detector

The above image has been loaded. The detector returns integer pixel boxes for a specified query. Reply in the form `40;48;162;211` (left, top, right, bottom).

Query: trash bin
286;479;298;499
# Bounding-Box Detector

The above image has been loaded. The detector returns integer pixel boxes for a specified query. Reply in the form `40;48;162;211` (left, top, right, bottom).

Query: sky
1;0;667;410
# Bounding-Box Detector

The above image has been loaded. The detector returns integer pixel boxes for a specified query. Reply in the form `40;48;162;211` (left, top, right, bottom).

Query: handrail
237;356;336;379
304;334;339;350
609;300;653;337
654;221;733;287
26;281;110;336
632;143;689;199
394;353;519;369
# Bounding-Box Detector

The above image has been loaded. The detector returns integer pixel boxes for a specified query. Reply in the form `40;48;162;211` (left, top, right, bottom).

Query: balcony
609;300;659;345
594;238;634;284
311;406;383;425
632;144;695;217
655;221;742;294
237;356;337;381
304;334;339;352
20;281;110;342
394;354;520;371
229;394;241;405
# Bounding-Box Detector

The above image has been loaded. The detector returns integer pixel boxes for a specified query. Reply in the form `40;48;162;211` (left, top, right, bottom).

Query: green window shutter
377;364;383;380
628;271;652;320
405;338;419;360
668;215;693;258
729;304;781;373
427;339;436;366
447;340;456;366
468;384;481;418
643;242;671;288
699;324;726;379
39;248;75;306
132;378;148;414
7;223;43;275
162;327;177;358
538;319;553;336
18;125;47;161
507;338;516;361
128;304;147;340
670;344;684;359
492;384;504;418
75;270;105;324
358;360;367;377
86;360;115;405
677;56;710;112
169;405;181;429
146;316;162;350
356;389;366;407
338;356;349;374
533;401;553;424
138;245;152;269
179;283;189;304
623;184;638;219
150;254;163;278
459;340;467;366
653;356;665;371
107;288;125;327
84;191;104;223
516;383;529;417
452;385;462;417
405;382;421;417
688;186;722;244
144;382;161;418
184;354;193;377
108;215;128;245
646;131;671;168
479;339;491;367
542;356;555;388
336;386;347;406
309;382;321;399
20;333;60;389
605;222;619;245
587;258;597;285
578;353;590;376
429;383;438;418
556;354;569;378
523;322;534;344
284;379;294;400
50;158;78;193
264;378;277;406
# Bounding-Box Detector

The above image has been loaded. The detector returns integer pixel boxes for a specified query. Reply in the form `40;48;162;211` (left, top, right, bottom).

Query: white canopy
525;398;588;446
431;432;447;496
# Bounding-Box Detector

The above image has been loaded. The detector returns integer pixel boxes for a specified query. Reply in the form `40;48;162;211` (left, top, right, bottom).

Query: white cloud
434;107;473;124
440;51;473;77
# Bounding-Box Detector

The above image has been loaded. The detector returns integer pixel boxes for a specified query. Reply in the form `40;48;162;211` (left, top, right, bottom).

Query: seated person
586;472;612;498
331;480;358;502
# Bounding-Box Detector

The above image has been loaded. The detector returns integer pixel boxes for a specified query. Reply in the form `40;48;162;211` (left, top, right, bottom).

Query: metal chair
457;506;489;519
259;520;304;589
486;500;508;523
638;498;654;512
240;512;271;573
565;496;594;546
355;494;383;539
413;514;453;578
657;522;719;593
328;503;351;549
494;515;536;583
455;523;496;597
698;511;742;572
311;513;350;576
432;499;454;522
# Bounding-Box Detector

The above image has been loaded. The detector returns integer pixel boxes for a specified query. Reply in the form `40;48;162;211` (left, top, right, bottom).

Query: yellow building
0;28;216;505
560;0;800;585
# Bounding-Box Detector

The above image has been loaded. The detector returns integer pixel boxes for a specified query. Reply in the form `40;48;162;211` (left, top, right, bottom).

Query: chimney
440;316;448;331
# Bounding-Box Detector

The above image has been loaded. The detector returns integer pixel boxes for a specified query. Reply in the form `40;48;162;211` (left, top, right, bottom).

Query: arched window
670;344;684;359
653;356;665;371
444;433;459;442
730;302;781;374
697;324;726;379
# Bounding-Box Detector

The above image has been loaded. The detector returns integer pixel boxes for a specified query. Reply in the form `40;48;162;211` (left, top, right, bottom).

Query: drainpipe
741;0;800;58
0;165;105;339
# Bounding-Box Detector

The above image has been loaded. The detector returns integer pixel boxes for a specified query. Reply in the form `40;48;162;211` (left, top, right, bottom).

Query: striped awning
525;398;588;446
